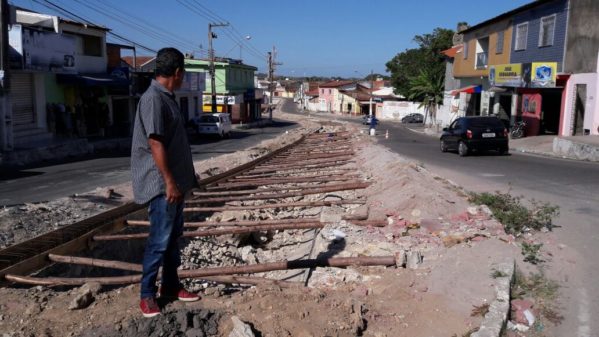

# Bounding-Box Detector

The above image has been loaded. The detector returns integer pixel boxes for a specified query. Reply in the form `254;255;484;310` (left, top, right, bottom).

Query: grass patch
490;268;509;278
471;303;490;317
469;191;559;236
451;327;479;337
521;242;545;265
513;269;564;326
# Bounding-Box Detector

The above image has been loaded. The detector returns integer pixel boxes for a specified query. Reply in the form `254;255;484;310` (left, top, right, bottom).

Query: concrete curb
471;260;515;337
553;137;599;162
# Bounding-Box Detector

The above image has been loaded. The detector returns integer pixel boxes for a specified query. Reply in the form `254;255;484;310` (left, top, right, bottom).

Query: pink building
318;80;355;112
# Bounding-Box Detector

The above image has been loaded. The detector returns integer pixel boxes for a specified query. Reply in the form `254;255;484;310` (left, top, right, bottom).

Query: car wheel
458;141;469;157
499;147;509;155
440;139;448;152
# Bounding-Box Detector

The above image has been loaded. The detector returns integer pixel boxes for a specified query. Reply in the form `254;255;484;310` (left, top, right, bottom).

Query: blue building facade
510;0;569;71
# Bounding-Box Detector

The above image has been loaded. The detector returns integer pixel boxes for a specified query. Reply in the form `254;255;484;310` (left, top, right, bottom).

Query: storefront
489;62;563;136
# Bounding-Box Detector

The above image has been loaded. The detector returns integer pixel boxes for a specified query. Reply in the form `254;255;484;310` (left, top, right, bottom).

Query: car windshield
199;115;219;123
468;118;503;128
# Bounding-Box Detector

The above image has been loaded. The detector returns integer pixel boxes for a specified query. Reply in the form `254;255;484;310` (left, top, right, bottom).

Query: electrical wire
31;0;157;52
67;0;198;52
175;0;268;63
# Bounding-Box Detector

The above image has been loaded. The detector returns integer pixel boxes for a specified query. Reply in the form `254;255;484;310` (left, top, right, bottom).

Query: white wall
561;72;599;135
61;23;107;74
307;101;320;112
438;93;461;127
380;101;427;120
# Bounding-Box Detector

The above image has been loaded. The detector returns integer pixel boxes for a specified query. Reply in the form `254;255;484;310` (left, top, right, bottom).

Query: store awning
56;73;130;87
450;85;482;96
488;86;508;93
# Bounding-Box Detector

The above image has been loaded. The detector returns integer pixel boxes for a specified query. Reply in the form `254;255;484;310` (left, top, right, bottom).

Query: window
539;14;556;47
476;37;489;69
463;40;469;59
328;89;331;94
82;35;102;56
515;22;528;51
496;31;504;54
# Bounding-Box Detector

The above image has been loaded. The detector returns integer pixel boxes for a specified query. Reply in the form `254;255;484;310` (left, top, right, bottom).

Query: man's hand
165;179;183;203
148;136;183;204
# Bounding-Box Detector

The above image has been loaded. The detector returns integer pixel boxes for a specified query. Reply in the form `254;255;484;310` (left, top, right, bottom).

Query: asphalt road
0;118;298;206
379;124;599;337
286;99;599;336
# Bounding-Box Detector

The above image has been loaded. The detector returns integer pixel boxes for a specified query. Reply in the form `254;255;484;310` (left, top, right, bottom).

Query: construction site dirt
0;111;521;337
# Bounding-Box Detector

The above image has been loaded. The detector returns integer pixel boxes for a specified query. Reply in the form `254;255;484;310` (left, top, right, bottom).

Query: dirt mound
77;308;222;337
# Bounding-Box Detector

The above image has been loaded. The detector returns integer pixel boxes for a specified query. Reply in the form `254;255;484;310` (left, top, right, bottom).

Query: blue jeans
140;194;184;299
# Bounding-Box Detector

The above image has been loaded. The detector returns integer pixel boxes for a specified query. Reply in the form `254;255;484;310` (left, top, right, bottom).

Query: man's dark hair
155;48;184;77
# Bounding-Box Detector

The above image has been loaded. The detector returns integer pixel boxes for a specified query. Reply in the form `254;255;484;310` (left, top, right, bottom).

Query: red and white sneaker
140;297;160;318
159;285;200;302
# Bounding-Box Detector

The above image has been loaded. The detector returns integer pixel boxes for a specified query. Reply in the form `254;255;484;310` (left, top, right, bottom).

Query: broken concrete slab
228;316;255;337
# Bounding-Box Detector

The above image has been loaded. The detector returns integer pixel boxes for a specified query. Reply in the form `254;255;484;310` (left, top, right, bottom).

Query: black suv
440;116;509;156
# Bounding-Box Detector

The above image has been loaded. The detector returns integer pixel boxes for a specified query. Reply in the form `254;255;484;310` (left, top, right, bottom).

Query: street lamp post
239;35;251;61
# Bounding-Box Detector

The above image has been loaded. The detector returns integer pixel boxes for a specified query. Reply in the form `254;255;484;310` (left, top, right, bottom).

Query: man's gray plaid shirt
130;79;196;204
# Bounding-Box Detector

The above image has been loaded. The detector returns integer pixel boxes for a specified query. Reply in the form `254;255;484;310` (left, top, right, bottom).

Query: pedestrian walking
130;47;199;318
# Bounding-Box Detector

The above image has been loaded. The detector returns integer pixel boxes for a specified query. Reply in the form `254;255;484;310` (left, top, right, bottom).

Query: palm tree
407;69;445;126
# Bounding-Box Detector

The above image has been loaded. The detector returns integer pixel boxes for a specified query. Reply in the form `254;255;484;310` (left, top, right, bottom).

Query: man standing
131;48;199;318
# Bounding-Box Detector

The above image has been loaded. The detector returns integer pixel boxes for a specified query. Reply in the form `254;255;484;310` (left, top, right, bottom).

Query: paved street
0;119;297;206
379;124;599;337
283;99;599;336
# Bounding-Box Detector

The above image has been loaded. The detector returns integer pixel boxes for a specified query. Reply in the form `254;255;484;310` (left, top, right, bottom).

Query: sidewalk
408;124;599;162
0;137;132;168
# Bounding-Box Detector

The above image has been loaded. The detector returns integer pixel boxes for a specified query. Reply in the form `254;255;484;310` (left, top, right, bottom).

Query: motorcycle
511;121;526;139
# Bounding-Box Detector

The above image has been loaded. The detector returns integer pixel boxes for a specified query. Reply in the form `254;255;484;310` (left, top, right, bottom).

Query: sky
11;0;533;77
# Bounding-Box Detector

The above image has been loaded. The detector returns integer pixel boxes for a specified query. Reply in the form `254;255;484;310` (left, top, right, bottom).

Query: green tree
407;69;445;126
386;28;454;98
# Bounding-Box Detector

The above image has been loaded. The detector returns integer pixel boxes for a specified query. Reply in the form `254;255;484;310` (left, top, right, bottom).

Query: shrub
469;191;559;235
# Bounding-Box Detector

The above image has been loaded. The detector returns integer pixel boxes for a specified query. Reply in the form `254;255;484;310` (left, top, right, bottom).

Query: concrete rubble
0;117;529;337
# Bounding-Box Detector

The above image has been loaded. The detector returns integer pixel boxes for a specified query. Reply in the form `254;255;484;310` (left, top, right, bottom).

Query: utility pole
369;70;374;118
208;22;229;114
267;46;282;121
0;0;12;152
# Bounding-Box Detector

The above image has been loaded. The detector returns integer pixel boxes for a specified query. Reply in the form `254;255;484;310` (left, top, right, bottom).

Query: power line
175;0;267;63
67;0;198;52
31;0;156;52
184;0;265;57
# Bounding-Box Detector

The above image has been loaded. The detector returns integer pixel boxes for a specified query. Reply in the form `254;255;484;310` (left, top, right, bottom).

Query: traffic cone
385;130;389;139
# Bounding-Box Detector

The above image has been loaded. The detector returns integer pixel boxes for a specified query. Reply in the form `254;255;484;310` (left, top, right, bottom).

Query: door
498;95;512;128
10;73;35;126
446;119;461;149
573;84;586;136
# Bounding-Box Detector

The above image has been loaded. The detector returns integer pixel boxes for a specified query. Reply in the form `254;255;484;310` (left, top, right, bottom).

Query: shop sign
531;62;557;88
202;95;241;104
489;64;523;87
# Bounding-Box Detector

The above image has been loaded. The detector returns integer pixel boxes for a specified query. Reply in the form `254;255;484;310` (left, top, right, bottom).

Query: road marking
578;288;591;337
480;173;505;177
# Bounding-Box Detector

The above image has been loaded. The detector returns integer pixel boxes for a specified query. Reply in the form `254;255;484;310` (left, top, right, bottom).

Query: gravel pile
0;193;121;248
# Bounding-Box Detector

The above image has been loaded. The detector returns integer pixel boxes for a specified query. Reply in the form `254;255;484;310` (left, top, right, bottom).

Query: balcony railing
476;52;488;69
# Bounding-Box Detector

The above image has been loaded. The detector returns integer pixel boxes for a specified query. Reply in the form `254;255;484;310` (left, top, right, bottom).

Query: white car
193;113;232;138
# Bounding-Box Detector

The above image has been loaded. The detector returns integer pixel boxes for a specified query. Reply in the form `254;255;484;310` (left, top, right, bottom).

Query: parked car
361;115;379;125
192;113;232;138
440;116;509;156
401;113;424;124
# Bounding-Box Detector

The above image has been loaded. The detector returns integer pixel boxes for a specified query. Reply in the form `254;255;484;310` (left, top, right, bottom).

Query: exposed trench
2;124;400;298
